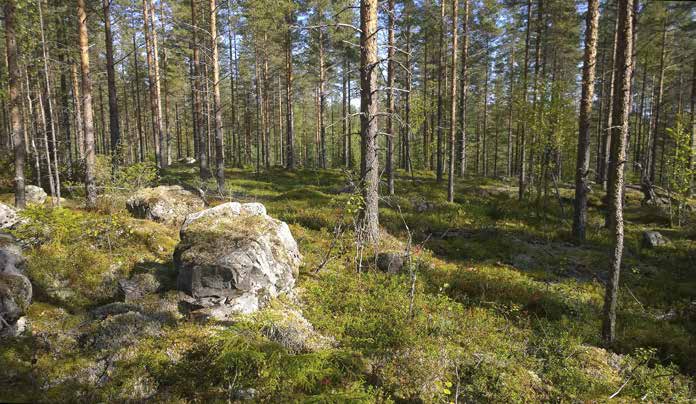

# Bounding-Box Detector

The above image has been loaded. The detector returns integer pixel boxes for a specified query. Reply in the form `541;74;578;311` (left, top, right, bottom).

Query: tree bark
360;0;380;243
386;0;395;195
648;19;667;183
5;0;25;208
602;0;633;346
435;0;445;182
459;0;469;176
103;0;121;167
572;0;600;241
285;11;295;170
517;0;533;200
447;0;458;202
210;0;225;192
77;0;97;208
132;35;145;163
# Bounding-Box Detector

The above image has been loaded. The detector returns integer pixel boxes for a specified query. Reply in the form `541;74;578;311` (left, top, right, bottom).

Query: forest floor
1;163;695;402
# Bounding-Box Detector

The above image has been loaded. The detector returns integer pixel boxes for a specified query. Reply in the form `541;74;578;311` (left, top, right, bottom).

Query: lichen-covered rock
259;305;334;353
0;203;20;230
641;231;669;248
118;273;161;303
126;185;205;224
82;311;161;352
376;252;407;274
175;202;302;318
25;185;48;205
0;234;32;336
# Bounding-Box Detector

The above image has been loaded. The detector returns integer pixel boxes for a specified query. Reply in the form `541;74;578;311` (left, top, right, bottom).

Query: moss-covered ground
1;164;695;402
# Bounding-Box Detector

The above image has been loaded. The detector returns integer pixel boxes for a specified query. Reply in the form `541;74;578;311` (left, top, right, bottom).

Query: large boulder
0;203;20;230
175;202;302;318
641;231;669;249
25;185;47;205
0;233;32;336
126;185;205;224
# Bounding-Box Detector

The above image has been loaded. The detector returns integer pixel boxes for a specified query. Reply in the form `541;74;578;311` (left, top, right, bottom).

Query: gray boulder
126;185;205;224
175;202;302;319
25;185;47;205
376;252;407;274
641;231;669;249
83;311;161;352
0;203;20;230
0;234;32;336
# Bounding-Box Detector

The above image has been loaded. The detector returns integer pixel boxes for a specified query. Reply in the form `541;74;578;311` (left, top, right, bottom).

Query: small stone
641;231;669;248
376;252;407;274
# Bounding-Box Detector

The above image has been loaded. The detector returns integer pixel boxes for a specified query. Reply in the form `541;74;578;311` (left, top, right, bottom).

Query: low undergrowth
1;165;694;402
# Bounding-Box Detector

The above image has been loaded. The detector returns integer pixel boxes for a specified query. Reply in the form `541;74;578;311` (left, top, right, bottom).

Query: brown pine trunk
132;35;145;163
360;0;380;243
648;20;666;183
602;0;633;346
507;47;514;177
435;0;445;182
103;0;121;167
459;0;469;176
690;55;696;195
77;0;97;208
517;0;533;200
285;11;295;169
482;54;489;177
191;0;208;178
572;0;600;241
600;14;619;191
210;0;225;192
70;64;84;160
38;0;60;205
447;0;458;202
386;0;395;194
5;0;25;208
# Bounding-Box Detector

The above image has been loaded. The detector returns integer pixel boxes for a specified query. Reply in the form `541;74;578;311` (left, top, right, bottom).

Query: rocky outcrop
126;185;205;224
0;203;20;230
641;231;669;249
0;233;32;337
175;202;302;319
118;273;161;303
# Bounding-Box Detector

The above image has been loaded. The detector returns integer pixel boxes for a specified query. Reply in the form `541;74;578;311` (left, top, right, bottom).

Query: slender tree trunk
342;56;349;167
690;55;696;195
77;0;97;208
143;0;161;168
633;62;647;171
210;0;225;192
447;0;458;202
132;36;145;163
191;0;208;178
507;47;515;177
227;0;237;167
285;11;295;170
386;0;395;194
102;0;121;168
602;0;633;346
435;0;445;182
38;0;60;205
404;4;413;174
600;14;619;191
572;0;600;241
648;19;667;183
518;0;533;200
360;0;380;243
5;0;25;208
527;0;543;192
482;54;489;177
459;0;469;176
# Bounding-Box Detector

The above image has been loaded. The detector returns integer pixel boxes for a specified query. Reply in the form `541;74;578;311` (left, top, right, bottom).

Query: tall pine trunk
447;0;458;202
360;0;380;243
103;0;121;168
5;0;25;208
386;0;395;195
572;0;600;241
602;0;633;345
77;0;97;208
